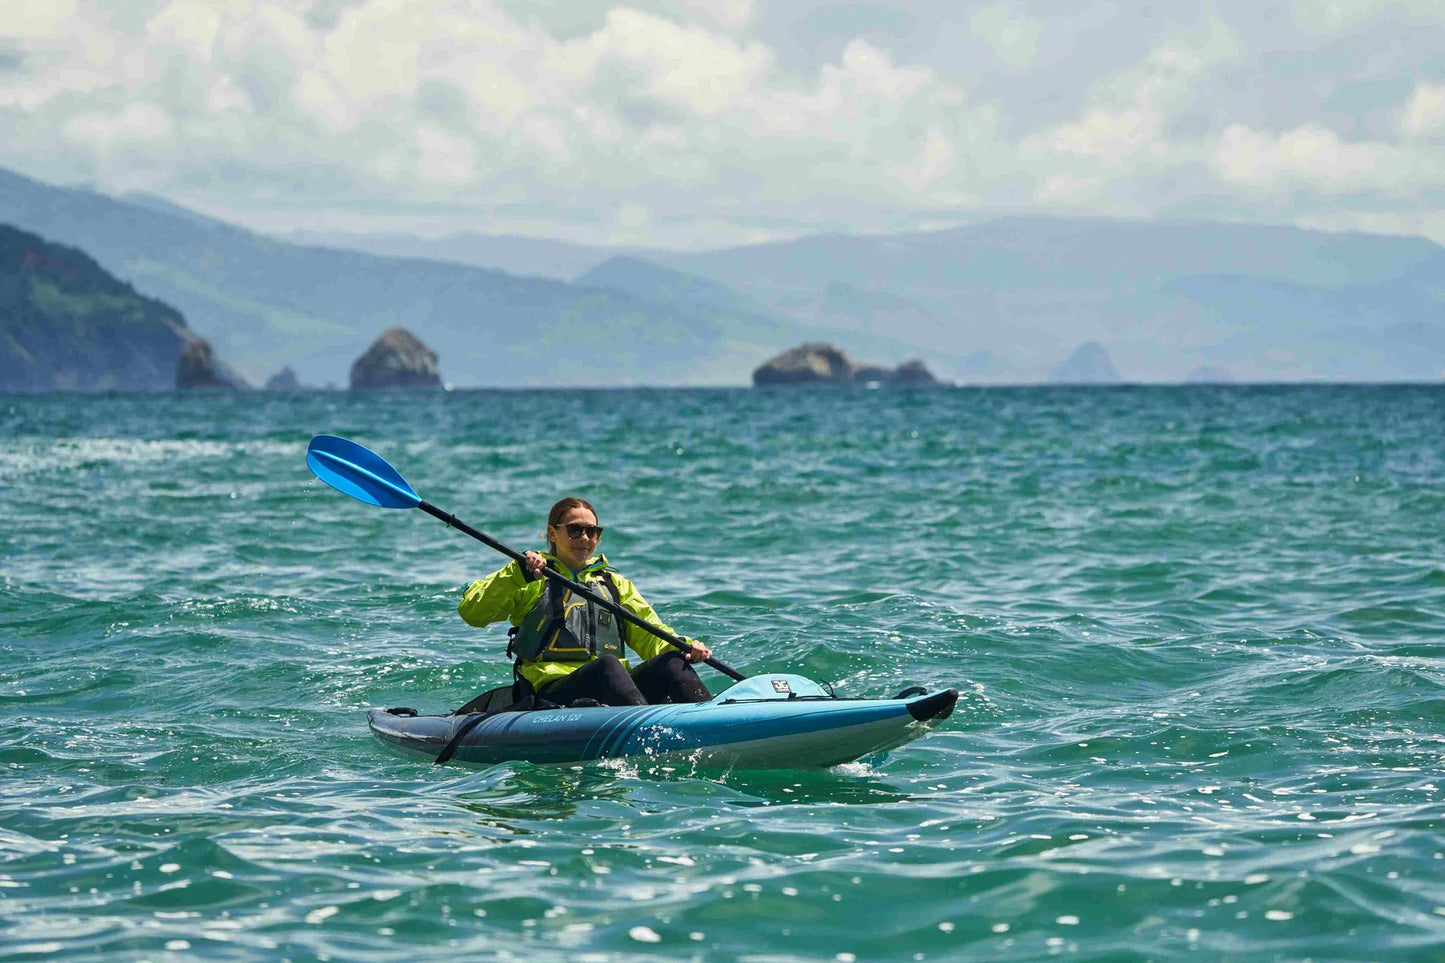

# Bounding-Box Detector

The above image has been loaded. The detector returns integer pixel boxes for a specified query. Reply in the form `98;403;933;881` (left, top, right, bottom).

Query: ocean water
3;385;1444;962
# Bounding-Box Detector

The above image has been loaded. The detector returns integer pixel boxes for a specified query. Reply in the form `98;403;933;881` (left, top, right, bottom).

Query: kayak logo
771;680;792;694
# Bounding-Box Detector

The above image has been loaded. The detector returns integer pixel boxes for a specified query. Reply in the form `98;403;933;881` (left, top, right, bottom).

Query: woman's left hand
684;639;712;663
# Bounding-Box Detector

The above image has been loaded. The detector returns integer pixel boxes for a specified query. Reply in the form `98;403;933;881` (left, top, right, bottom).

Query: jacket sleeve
613;574;686;661
458;560;538;628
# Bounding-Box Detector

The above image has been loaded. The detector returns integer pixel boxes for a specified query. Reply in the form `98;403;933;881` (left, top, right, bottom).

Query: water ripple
3;386;1444;960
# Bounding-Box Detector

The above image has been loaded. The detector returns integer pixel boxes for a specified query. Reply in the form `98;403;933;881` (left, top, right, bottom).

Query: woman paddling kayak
305;435;959;768
458;497;714;707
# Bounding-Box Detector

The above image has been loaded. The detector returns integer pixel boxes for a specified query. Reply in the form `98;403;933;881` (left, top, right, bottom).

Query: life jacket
508;568;626;664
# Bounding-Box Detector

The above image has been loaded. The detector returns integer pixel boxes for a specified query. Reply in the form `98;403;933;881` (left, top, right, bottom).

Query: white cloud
970;3;1044;70
566;7;773;117
745;35;936;137
1289;0;1391;34
673;0;755;34
1;1;1442;247
1400;82;1445;139
1034;105;1156;161
143;2;221;62
322;1;422;104
292;69;347;131
1211;122;1422;193
1035;174;1101;204
1290;0;1445;33
65;101;174;148
829;38;931;103
411;123;475;185
1019;14;1240;171
889;123;957;194
6;0;80;40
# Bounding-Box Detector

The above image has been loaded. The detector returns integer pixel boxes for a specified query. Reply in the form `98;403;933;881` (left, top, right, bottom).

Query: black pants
537;652;711;707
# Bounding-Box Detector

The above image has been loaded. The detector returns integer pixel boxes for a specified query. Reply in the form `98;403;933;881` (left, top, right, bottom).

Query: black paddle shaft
418;501;747;682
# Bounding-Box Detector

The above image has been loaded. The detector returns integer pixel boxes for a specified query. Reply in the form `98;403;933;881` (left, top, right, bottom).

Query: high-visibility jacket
458;553;681;690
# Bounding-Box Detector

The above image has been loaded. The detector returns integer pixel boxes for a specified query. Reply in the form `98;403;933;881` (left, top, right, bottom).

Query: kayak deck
368;674;958;770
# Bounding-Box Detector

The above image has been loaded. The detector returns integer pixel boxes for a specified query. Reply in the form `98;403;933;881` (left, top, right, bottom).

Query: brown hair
545;496;597;554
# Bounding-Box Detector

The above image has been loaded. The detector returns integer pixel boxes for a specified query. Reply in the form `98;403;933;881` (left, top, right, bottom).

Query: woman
459;497;714;707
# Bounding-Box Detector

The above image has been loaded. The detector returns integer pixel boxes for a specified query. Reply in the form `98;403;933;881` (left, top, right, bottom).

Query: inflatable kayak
369;674;958;770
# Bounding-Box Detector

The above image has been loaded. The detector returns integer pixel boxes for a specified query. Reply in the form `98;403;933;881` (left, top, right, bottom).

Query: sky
2;0;1444;249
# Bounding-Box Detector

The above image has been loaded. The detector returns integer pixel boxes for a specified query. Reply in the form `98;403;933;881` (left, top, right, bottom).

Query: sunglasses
557;522;604;540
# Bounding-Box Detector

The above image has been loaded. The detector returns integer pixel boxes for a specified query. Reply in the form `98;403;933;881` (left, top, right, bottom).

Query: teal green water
3;386;1444;961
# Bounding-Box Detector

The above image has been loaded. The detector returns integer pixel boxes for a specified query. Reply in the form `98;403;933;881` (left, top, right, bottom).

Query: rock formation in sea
752;342;941;386
176;338;250;389
849;363;894;383
0;222;194;392
753;342;853;384
890;360;939;385
264;365;301;390
1048;341;1120;384
349;327;442;389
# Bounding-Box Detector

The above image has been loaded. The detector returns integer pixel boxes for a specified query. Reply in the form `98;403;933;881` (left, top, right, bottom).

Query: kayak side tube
368;674;958;770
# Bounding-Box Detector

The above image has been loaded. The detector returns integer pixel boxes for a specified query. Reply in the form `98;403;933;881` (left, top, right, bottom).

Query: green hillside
0;223;192;392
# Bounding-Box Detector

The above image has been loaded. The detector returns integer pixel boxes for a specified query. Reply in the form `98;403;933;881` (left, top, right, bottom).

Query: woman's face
550;506;601;571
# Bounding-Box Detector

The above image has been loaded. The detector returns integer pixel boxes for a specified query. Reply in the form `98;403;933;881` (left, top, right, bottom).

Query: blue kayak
369;674;958;770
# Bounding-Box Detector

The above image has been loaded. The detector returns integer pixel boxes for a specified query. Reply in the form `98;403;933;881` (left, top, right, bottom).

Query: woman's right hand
522;551;548;579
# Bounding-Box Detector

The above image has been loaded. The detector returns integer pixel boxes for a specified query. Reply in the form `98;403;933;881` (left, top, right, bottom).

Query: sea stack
263;365;301;390
349;327;442;390
889;360;939;386
753;342;854;385
752;342;942;386
1048;341;1120;384
176;338;250;389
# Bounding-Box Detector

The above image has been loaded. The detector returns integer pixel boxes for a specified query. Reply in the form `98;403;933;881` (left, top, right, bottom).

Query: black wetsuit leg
536;655;647;707
630;651;712;704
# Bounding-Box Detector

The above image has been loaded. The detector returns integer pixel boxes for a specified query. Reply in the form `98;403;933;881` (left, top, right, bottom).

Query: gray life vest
508;570;626;664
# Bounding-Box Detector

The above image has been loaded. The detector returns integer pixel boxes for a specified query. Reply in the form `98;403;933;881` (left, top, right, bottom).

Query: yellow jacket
459;553;681;690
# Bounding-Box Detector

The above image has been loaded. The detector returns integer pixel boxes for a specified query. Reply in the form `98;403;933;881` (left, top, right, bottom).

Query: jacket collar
542;552;609;579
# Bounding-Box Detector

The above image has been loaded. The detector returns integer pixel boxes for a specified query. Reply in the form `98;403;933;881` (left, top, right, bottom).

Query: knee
658;650;691;676
595;654;630;680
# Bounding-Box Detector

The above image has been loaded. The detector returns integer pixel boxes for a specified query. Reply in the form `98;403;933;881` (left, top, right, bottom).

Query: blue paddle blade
306;435;421;509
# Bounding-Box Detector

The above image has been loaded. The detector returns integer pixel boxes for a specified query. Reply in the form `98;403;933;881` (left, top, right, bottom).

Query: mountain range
2;168;931;388
3;165;1444;387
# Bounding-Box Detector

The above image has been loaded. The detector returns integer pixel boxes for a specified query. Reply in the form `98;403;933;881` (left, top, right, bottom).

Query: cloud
1289;0;1445;34
559;8;773;117
7;0;81;41
969;3;1044;70
1017;14;1241;176
672;0;756;34
1400;81;1445;139
1;1;1443;246
1211;122;1423;194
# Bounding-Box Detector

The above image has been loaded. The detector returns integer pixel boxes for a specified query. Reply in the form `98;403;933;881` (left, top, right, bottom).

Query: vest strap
597;570;622;600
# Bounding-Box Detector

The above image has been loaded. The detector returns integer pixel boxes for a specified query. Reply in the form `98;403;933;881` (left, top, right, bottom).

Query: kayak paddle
306;434;746;681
